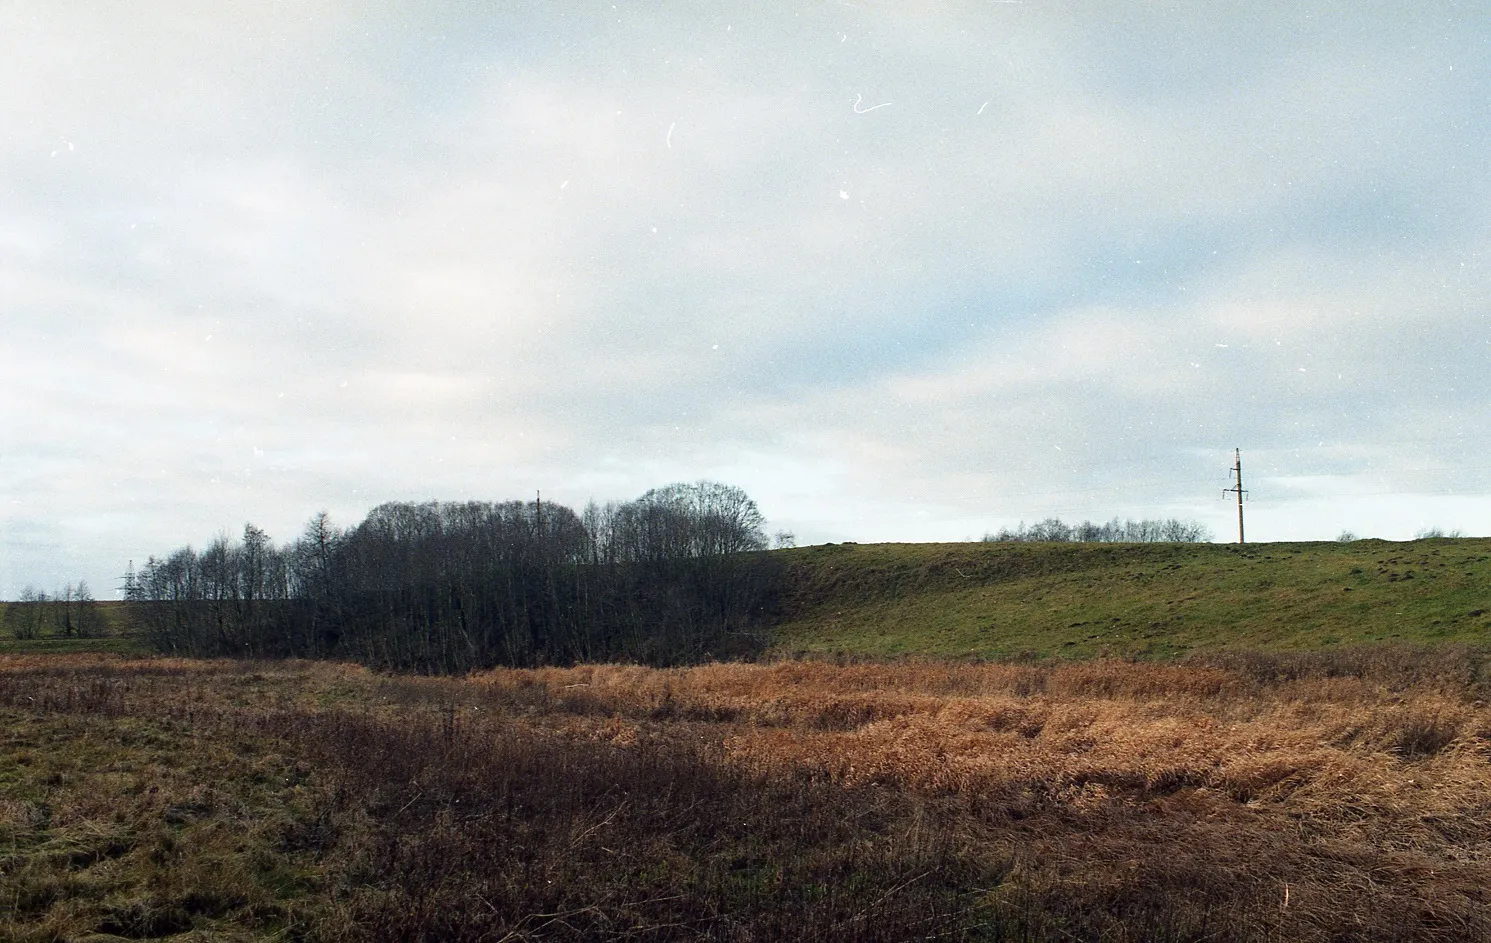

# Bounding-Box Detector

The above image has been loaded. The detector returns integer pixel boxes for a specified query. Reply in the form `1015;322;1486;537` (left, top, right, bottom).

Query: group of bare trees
3;582;105;639
126;482;781;671
984;517;1212;544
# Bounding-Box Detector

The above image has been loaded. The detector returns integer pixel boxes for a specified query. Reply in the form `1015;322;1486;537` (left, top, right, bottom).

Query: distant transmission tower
1222;448;1247;544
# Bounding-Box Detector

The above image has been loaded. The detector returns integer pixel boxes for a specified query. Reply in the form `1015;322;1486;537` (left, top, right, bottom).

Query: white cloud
4;2;1491;595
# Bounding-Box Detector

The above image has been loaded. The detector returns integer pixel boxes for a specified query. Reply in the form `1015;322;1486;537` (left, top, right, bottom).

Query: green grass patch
770;537;1491;659
0;708;327;942
0;635;150;655
0;601;146;655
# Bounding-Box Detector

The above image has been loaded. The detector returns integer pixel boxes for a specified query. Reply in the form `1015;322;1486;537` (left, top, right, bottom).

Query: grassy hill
770;537;1491;660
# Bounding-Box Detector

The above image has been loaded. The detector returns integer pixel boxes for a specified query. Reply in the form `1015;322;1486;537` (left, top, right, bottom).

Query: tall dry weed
4;650;1491;941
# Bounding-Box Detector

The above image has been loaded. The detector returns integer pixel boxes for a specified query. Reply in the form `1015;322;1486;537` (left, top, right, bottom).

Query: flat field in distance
772;538;1491;659
4;651;1491;941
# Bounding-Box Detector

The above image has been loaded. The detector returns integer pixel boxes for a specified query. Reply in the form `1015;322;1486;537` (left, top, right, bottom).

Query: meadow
5;647;1491;941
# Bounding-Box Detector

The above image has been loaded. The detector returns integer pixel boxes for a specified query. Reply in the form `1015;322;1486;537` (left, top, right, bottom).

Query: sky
3;1;1490;598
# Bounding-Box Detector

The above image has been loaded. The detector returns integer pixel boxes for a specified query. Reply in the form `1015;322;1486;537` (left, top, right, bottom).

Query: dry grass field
4;649;1491;940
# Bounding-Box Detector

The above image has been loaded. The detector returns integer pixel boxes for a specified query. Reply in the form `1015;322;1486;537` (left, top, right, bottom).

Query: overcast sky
4;2;1490;598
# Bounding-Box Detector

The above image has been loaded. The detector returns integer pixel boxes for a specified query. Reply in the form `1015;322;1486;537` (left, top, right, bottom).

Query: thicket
124;482;783;671
984;516;1211;543
3;582;105;639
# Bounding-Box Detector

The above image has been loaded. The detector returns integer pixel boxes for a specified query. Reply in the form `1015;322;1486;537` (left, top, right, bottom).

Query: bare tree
6;586;43;640
126;482;783;670
56;582;76;637
986;517;1211;544
72;580;106;637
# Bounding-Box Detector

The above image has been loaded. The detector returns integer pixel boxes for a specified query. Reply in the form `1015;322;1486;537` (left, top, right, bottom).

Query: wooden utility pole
1223;448;1247;544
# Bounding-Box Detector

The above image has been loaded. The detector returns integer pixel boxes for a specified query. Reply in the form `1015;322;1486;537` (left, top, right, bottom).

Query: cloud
3;2;1490;595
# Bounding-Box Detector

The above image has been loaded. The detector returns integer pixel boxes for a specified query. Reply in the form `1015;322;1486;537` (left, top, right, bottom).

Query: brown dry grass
3;649;1490;940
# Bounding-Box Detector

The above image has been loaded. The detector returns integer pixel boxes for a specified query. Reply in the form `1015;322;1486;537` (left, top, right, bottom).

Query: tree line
3;582;106;639
984;517;1212;544
125;482;784;672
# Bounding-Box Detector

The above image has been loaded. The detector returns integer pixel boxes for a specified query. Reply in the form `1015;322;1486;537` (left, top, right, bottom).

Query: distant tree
291;511;343;655
622;482;768;560
985;516;1211;544
1028;518;1073;542
125;482;783;671
1337;530;1358;543
238;522;284;653
55;583;76;638
6;586;42;640
1074;520;1106;542
773;530;797;549
73;580;106;637
1163;519;1210;542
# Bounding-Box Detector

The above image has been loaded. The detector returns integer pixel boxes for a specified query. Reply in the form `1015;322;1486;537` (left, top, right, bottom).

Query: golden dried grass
468;652;1491;936
5;650;1491;940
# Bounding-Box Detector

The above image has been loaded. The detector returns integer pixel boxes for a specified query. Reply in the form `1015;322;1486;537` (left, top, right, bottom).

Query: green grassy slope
770;538;1491;659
